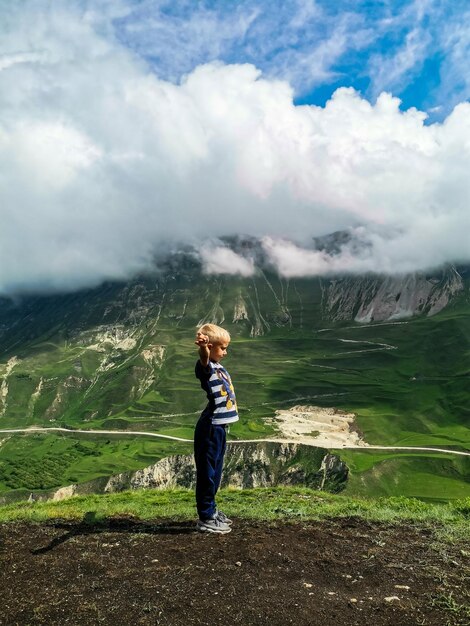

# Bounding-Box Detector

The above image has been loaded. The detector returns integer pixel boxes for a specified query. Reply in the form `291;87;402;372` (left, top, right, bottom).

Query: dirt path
0;426;192;443
232;440;470;456
0;426;470;456
0;518;468;626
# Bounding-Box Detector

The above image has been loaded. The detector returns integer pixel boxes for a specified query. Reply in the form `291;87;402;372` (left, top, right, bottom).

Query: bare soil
268;405;367;448
0;517;468;626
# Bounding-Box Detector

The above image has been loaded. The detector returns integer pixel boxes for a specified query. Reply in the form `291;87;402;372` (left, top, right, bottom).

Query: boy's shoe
196;517;232;534
215;510;233;525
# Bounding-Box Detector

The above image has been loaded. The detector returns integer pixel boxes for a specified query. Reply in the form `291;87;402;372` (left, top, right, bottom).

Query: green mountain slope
0;260;469;500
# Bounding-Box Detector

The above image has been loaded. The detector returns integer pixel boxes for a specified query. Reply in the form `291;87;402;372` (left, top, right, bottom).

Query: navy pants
194;416;227;520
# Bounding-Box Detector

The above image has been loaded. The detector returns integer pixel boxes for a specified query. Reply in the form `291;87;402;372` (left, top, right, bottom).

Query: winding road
1;427;469;457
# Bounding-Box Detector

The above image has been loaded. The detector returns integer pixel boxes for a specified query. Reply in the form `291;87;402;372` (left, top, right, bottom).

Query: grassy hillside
0;433;191;495
0;264;469;499
338;450;470;501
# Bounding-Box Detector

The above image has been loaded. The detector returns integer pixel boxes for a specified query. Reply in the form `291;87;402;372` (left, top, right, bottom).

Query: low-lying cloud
200;246;255;277
1;3;470;294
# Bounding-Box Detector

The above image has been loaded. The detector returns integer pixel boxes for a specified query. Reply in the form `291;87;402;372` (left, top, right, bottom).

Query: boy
194;323;239;534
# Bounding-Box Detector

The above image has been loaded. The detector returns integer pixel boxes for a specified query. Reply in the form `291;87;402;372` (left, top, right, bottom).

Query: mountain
0;251;469;500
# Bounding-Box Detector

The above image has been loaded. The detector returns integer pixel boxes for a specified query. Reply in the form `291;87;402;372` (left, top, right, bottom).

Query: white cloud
0;51;45;71
1;2;470;295
200;246;255;277
261;237;356;277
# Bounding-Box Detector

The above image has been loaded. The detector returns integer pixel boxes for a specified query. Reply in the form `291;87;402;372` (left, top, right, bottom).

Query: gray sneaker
196;517;232;534
215;510;233;525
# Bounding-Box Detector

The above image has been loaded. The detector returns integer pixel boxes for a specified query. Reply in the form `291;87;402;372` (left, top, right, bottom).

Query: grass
429;592;470;622
337;449;470;501
0;487;469;543
0;433;191;492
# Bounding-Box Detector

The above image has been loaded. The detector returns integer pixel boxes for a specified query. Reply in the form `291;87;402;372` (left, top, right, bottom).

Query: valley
0;258;469;501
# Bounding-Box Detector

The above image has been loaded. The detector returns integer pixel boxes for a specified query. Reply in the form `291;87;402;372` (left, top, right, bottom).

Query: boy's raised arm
195;332;211;368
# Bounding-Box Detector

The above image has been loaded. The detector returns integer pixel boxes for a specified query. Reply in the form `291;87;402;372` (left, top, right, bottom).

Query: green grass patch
0;434;191;493
0;487;469;543
338;449;470;501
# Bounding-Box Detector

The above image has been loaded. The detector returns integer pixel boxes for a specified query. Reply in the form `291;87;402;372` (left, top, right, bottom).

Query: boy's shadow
31;512;196;555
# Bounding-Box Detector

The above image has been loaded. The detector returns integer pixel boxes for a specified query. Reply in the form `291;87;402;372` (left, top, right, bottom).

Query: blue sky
111;0;470;122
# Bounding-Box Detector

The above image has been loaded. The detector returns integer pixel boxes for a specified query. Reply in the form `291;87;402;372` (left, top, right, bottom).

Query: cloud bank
1;3;470;294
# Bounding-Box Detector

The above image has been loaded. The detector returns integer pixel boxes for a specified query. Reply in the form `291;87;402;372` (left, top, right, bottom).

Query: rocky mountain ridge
322;265;464;323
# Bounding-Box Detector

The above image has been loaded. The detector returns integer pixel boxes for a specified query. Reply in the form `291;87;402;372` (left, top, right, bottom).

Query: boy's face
210;341;229;362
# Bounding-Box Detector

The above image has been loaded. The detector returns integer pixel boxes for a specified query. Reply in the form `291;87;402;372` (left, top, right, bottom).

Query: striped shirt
195;360;239;425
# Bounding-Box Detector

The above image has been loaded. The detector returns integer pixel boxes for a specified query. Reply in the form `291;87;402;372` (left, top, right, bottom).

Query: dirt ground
0;517;468;626
267;404;367;448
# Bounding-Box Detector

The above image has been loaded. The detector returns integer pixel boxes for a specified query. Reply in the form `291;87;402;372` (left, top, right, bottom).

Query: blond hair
197;323;231;345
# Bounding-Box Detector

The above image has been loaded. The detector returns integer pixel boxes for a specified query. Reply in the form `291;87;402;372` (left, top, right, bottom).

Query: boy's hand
195;332;211;366
195;332;211;349
195;333;209;345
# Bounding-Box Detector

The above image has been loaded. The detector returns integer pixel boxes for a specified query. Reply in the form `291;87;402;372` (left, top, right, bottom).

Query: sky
1;0;470;294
